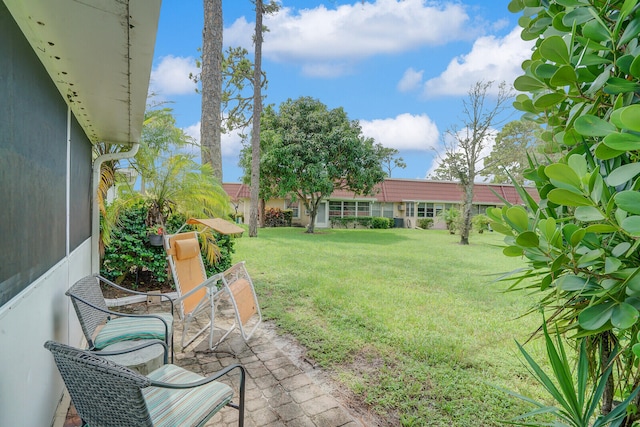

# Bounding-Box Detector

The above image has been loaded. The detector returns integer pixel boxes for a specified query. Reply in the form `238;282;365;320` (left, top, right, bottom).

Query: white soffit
4;0;161;144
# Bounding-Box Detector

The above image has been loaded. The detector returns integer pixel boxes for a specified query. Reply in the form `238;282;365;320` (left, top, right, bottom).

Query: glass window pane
329;201;342;218
286;199;300;218
405;202;414;217
383;203;394;218
372;202;381;217
343;201;356;216
425;203;434;218
357;202;370;216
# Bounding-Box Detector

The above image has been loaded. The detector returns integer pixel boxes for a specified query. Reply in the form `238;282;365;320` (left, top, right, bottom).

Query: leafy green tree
377;145;406;177
480;119;544;184
489;0;640;422
429;152;467;181
248;97;386;233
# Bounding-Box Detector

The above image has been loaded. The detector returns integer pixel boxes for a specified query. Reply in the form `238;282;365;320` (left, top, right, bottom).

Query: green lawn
234;227;547;426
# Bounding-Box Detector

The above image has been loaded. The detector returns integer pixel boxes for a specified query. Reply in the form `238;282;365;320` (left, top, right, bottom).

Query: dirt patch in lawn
263;323;393;426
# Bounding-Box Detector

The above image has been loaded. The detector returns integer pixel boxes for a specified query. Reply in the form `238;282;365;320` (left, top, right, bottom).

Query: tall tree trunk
201;0;223;182
305;198;318;233
259;198;266;228
249;0;263;237
460;184;473;245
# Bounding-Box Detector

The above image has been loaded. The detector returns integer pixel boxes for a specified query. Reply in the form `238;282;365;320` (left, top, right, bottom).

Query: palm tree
96;106;195;258
117;154;231;265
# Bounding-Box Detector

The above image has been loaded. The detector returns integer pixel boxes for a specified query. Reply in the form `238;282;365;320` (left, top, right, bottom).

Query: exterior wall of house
222;182;537;231
399;201;497;230
0;4;90;425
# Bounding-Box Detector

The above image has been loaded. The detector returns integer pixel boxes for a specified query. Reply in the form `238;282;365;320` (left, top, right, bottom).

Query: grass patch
235;227;547;426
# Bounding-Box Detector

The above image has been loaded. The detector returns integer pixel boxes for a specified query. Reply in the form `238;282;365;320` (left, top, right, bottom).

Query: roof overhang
3;0;161;144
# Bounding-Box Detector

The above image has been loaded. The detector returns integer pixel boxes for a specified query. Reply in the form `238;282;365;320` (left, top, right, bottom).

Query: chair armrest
93;339;169;364
96;275;174;315
149;364;246;390
67;293;172;340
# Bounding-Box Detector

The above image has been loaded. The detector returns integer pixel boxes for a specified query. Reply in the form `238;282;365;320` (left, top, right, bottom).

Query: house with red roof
223;178;538;229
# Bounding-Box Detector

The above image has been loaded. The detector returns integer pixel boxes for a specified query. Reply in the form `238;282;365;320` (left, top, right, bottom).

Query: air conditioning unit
397;204;404;211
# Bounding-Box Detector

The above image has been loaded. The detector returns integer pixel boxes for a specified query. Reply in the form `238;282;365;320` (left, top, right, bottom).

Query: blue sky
149;0;532;182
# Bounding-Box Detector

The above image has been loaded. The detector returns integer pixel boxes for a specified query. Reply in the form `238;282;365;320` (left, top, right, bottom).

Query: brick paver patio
59;298;362;427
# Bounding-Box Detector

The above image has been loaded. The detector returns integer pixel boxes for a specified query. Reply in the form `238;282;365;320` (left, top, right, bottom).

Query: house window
329;201;372;218
286;199;300;218
405;202;415;217
329;201;342;217
343;201;356;216
372;202;394;218
476;204;495;215
357;201;370;217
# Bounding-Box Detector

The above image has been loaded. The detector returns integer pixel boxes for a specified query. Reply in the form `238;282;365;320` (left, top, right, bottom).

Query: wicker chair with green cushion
45;340;246;427
66;275;175;362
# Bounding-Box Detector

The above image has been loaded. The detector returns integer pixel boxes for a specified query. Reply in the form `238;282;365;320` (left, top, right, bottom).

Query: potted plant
147;224;164;247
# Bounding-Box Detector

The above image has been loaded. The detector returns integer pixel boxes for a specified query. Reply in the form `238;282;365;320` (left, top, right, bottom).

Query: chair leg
238;364;245;427
170;334;174;363
226;365;246;427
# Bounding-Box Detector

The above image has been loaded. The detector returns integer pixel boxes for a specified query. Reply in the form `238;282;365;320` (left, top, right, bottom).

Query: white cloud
397;68;424;92
425;128;497;180
360;113;439;151
225;0;473;77
422;27;534;97
149;55;199;96
183;121;245;158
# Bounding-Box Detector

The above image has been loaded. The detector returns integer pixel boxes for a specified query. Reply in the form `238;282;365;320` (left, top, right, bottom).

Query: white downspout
91;142;140;274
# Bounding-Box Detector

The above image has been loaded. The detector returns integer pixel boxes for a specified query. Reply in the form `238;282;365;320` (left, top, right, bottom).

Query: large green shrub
371;217;393;229
101;203;236;288
330;216;387;229
101;203;173;285
417;218;434;229
471;214;491;234
264;208;292;227
491;0;640;421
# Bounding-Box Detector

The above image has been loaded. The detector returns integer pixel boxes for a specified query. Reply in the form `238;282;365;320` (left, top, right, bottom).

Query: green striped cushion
94;313;174;349
143;364;233;427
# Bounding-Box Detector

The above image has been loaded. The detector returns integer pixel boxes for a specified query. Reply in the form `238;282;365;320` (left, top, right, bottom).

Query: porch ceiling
3;0;161;144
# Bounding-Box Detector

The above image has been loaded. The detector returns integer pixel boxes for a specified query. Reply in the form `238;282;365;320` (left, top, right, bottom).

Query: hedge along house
0;1;160;425
223;178;539;229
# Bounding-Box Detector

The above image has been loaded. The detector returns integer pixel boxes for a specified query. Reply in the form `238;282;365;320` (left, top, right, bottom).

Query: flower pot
148;233;164;247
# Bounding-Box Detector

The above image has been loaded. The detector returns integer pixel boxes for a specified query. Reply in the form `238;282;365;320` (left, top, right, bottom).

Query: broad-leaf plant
491;0;640;422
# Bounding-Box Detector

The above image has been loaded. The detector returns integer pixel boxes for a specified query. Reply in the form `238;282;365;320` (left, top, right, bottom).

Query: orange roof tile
222;179;538;205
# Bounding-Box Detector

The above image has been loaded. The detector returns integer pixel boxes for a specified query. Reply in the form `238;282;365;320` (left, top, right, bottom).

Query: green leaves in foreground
503;326;640;427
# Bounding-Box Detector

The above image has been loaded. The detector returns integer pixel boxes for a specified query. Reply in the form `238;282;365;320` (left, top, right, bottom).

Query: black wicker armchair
66;274;175;362
45;341;245;427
